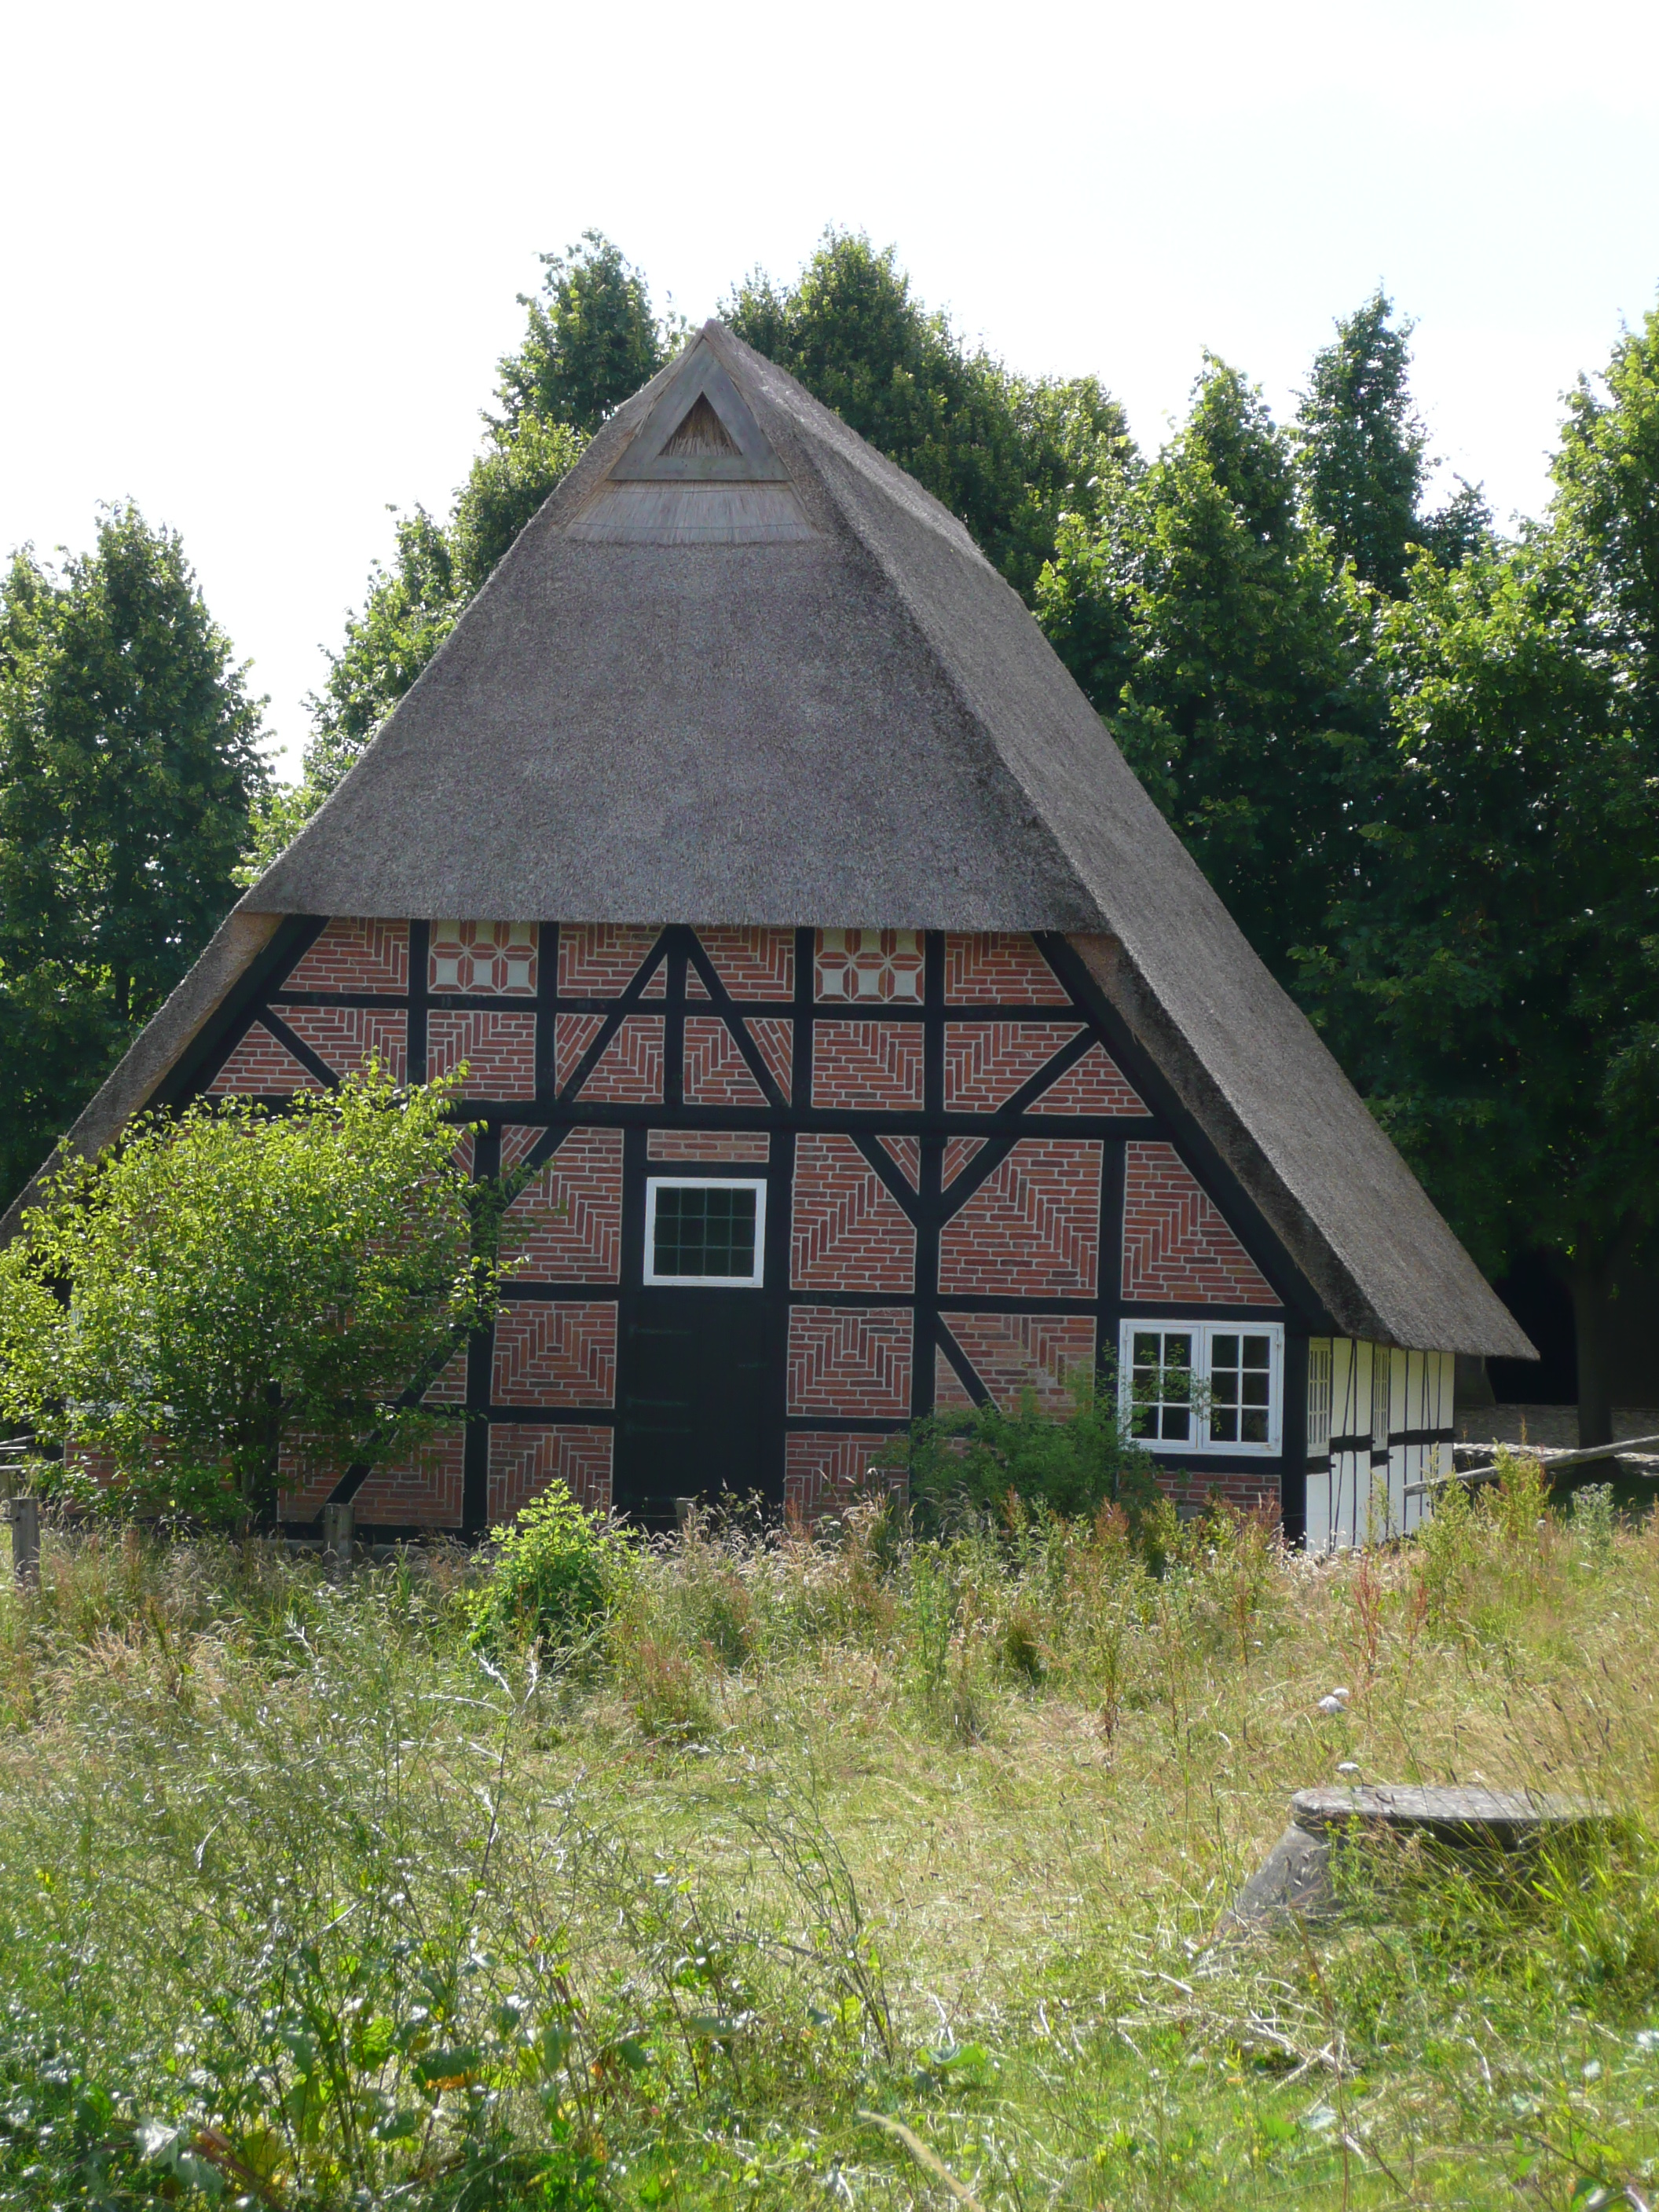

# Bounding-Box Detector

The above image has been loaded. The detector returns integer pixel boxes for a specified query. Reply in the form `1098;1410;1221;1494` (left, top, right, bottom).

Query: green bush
467;1488;630;1654
886;1376;1158;1535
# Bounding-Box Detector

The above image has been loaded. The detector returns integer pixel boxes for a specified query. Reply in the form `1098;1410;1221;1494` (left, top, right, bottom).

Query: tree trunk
1562;1239;1624;1450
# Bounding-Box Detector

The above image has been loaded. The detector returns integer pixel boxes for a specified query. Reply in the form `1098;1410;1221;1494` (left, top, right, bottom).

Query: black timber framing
180;920;1341;1539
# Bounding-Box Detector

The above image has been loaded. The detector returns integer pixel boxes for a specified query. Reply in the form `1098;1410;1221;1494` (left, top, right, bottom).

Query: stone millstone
1291;1785;1607;1849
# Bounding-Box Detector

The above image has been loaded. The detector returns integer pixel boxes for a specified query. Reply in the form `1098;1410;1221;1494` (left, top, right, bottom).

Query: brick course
282;1005;408;1084
427;1009;537;1098
783;1432;899;1522
787;1306;912;1418
811;1020;924;1111
488;1423;613;1522
944;1020;1083;1111
500;1126;623;1280
683;1015;767;1104
558;925;661;998
791;1133;916;1292
576;1016;664;1103
1031;1043;1144;1116
285;917;409;994
939;1138;1101;1297
938;1312;1097;1411
694;926;794;1000
647;1130;771;1162
555;1013;605;1091
943;932;1070;1004
493;1298;617;1406
208;1023;324;1096
877;1134;921;1188
942;1134;987;1188
745;1017;793;1101
1122;1141;1277;1306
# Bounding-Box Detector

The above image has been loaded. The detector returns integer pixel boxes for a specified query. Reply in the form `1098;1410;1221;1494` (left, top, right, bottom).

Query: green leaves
0;1069;504;1525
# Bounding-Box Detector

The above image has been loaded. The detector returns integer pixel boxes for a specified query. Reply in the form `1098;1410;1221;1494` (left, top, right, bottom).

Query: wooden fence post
321;1502;354;1579
7;1497;40;1588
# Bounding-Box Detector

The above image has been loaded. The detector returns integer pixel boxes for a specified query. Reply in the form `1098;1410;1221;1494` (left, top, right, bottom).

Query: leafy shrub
467;1488;629;1654
888;1377;1157;1536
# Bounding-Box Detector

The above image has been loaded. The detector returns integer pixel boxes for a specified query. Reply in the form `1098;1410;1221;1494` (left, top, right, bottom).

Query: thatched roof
2;324;1533;1360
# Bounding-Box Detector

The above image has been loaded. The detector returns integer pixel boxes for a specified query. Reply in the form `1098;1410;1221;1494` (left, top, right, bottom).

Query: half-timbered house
2;324;1534;1545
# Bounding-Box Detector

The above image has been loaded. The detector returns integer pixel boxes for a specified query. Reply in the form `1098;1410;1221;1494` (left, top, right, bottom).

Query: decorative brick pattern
944;932;1070;1005
558;925;662;998
555;1013;605;1091
934;1347;976;1410
944;1021;1083;1111
489;1423;613;1522
791;1133;916;1292
877;1134;921;1188
425;1350;469;1404
501;1127;624;1280
576;1016;664;1103
943;1135;987;1188
815;928;925;1002
1034;1044;1144;1116
427;1009;537;1097
696;926;794;1000
787;1306;912;1418
939;1137;1101;1297
648;1130;771;1162
499;1123;546;1177
811;1020;924;1111
643;967;668;998
452;1129;476;1178
285;917;409;994
352;1426;466;1529
784;1432;900;1523
745;1017;793;1101
493;1299;617;1407
282;1005;408;1083
1154;1467;1280;1522
683;1015;767;1104
208;1023;324;1096
939;1312;1097;1412
1122;1142;1278;1305
430;920;537;995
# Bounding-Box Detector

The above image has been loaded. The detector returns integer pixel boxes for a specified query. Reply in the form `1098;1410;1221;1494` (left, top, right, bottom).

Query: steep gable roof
2;324;1533;1359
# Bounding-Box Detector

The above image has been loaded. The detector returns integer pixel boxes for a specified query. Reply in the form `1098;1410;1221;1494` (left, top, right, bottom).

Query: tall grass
1;1462;1657;2208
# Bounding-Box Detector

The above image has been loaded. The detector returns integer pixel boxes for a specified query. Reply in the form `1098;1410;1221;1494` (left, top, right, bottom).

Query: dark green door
614;1291;770;1525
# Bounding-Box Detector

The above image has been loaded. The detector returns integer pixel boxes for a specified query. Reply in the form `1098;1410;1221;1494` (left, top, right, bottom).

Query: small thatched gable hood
9;324;1533;1361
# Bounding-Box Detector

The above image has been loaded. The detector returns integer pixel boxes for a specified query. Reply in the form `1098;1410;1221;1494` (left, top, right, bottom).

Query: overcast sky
5;0;1658;775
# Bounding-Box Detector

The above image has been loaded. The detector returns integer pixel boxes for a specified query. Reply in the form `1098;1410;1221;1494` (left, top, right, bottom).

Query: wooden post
7;1496;40;1588
673;1496;696;1534
320;1502;354;1579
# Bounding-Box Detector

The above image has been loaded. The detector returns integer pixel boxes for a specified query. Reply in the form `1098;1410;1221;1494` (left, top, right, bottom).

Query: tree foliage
490;229;673;441
0;506;268;1204
887;1380;1157;1536
0;1070;505;1525
726;230;1131;596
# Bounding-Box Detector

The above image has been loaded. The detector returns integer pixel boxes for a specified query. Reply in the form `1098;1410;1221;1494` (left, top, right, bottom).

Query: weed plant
0;1460;1657;2208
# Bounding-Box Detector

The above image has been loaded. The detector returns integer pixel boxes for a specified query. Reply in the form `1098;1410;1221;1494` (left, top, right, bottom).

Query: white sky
5;0;1658;775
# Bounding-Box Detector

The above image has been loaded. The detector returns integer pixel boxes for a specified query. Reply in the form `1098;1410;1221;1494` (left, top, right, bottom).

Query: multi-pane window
1306;1340;1333;1456
1121;1321;1284;1454
1371;1346;1393;1451
644;1179;766;1287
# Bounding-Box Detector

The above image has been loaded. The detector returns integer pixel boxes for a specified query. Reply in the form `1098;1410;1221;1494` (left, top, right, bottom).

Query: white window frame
1118;1319;1284;1455
643;1177;767;1288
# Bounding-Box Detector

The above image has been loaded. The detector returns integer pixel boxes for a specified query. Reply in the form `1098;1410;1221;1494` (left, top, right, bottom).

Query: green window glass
651;1184;759;1280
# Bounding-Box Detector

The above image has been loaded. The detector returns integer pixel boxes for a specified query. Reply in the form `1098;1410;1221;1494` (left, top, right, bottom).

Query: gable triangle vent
663;392;739;457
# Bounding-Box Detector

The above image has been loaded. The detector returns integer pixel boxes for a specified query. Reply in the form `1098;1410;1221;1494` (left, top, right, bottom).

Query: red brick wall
209;1024;324;1096
1122;1141;1277;1306
1031;1044;1144;1115
943;1135;987;1187
285;918;410;994
745;1017;793;1100
555;1013;603;1090
944;932;1070;1004
282;1005;408;1084
575;1016;664;1103
492;1298;617;1407
648;1130;771;1162
811;1020;924;1110
558;925;661;998
427;1009;537;1098
695;927;794;1000
944;1020;1083;1111
878;1134;921;1188
938;1312;1096;1412
500;1127;624;1280
683;1015;766;1104
352;1427;467;1528
787;1306;912;1418
791;1133;916;1292
939;1138;1101;1297
488;1423;613;1522
1153;1467;1280;1521
499;1123;546;1176
784;1432;899;1522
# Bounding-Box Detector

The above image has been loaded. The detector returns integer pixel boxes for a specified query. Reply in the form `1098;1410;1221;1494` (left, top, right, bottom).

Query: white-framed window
1307;1339;1333;1457
1119;1320;1284;1454
643;1177;767;1287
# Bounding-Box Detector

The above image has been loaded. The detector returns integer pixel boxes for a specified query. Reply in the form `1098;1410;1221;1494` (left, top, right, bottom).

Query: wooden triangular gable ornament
610;342;789;482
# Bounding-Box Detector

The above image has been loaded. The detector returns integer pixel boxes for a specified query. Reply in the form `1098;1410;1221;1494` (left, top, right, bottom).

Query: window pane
1210;1407;1239;1442
1213;1334;1239;1367
653;1185;757;1278
1242;1408;1269;1443
1160;1404;1191;1441
1243;1335;1270;1368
